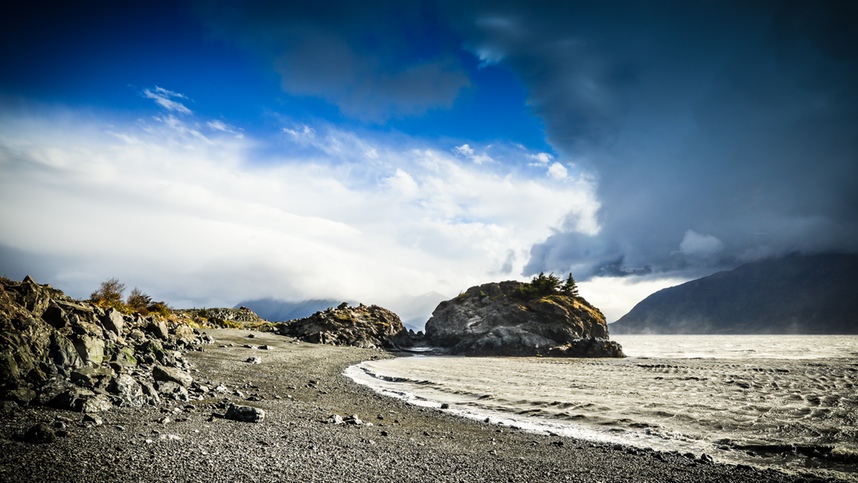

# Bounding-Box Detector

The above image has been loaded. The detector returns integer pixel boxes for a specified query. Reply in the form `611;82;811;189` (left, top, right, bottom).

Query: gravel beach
0;329;841;482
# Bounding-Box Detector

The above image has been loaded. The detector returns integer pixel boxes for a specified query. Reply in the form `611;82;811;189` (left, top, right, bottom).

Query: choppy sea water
345;335;858;481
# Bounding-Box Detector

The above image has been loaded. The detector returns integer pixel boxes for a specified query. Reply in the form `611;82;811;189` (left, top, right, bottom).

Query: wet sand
0;329;840;482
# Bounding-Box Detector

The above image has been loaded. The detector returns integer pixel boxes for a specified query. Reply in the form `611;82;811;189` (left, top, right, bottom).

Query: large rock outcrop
424;281;624;357
0;276;211;412
278;303;412;349
611;253;858;334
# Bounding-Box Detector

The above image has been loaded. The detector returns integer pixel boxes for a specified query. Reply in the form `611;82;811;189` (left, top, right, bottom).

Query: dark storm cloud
442;1;858;277
195;1;470;121
192;1;858;278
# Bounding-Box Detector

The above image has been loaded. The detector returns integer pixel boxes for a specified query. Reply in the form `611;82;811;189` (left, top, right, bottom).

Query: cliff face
424;281;624;357
611;253;858;334
278;303;412;349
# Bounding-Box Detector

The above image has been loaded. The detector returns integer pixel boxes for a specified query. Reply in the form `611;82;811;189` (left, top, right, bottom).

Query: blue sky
2;1;856;324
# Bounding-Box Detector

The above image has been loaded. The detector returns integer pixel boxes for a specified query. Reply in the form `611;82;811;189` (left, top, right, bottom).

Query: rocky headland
277;302;412;349
0;276;219;419
425;277;625;357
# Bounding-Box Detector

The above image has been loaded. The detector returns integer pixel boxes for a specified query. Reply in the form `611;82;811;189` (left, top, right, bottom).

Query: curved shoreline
0;329;844;482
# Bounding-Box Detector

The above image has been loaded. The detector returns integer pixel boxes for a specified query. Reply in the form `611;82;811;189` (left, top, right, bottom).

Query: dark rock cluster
0;276;211;414
278;302;412;349
425;281;624;357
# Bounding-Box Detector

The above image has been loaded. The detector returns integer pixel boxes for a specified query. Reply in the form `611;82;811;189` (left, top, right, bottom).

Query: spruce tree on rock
562;273;579;297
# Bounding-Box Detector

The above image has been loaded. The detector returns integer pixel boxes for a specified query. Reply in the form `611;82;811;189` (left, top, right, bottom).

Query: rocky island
425;274;625;357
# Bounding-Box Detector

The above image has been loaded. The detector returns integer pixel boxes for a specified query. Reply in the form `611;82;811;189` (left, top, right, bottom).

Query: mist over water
346;335;858;481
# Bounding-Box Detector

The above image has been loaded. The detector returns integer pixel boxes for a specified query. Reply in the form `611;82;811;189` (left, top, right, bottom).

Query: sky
1;1;856;325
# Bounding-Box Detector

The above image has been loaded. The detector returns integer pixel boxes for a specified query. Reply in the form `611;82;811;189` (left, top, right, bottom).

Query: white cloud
143;86;192;114
528;152;553;165
679;230;724;257
454;143;493;164
207;119;242;137
283;124;316;141
547;162;568;179
0;105;602;312
382;168;419;199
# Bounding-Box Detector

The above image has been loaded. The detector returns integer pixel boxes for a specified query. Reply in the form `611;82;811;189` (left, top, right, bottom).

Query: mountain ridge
610;253;858;334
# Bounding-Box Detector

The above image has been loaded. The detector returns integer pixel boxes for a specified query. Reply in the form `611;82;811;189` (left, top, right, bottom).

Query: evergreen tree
562;272;579;297
531;272;561;296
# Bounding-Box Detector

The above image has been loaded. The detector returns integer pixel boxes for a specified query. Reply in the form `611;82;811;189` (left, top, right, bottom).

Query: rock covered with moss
0;276;211;412
425;280;624;357
278;302;412;349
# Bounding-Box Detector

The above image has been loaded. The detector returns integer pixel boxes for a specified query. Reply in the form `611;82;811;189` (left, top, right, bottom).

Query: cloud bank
0;97;598;310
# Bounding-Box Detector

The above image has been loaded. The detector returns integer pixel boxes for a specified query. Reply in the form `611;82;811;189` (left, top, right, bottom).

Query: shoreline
0;329;843;482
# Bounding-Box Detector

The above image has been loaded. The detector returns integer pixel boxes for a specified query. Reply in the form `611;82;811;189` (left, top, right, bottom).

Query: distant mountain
234;298;340;322
237;292;450;331
610;253;858;334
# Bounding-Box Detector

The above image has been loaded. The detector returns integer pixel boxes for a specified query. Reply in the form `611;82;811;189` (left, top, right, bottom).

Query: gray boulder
225;404;265;423
71;334;105;365
145;319;170;340
108;374;145;406
152;365;193;388
100;308;125;335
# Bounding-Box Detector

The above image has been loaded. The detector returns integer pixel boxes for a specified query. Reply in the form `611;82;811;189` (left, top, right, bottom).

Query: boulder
24;423;56;444
156;381;189;401
107;374;145;406
48;386;111;412
152;365;193;388
3;387;37;406
69;366;112;389
278;303;412;349
425;280;624;357
49;332;82;370
80;394;113;413
225;404;265;423
100;308;125;335
145;319;170;340
71;334;105;365
171;324;196;346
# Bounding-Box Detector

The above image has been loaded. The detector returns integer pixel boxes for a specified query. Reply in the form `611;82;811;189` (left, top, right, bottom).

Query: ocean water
345;335;858;481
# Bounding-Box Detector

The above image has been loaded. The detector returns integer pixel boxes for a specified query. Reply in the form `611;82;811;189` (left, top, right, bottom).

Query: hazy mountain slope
234;298;340;322
610;253;858;334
